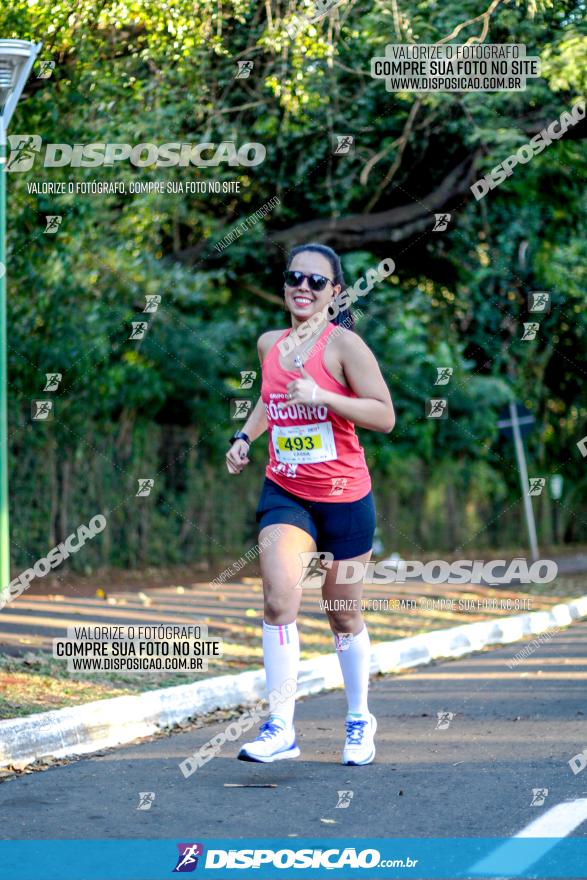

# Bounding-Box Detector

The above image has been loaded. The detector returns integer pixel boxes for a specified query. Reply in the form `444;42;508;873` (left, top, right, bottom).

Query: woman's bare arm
318;332;395;433
226;332;277;473
239;395;268;442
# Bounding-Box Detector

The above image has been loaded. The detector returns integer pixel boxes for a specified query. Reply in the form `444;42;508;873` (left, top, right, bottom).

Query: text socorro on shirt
265;394;329;422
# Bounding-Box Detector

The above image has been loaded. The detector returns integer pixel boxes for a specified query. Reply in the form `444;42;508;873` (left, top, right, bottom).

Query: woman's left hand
278;364;324;408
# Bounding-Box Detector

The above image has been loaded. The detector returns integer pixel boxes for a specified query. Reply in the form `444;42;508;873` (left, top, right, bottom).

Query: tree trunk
445;480;458;551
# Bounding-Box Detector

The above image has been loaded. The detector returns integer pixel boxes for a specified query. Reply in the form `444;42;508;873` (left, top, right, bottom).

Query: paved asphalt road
1;621;587;876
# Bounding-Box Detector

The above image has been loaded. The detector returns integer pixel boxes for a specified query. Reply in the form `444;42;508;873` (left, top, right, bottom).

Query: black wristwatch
229;431;251;446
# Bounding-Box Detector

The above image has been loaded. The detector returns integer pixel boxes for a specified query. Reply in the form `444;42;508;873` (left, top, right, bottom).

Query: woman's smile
291;293;314;308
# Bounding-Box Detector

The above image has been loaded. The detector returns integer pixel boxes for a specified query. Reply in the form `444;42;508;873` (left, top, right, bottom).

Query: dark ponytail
285;242;355;331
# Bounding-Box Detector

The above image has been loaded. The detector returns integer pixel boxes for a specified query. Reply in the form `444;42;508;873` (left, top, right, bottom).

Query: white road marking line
469;798;587;876
517;799;587;838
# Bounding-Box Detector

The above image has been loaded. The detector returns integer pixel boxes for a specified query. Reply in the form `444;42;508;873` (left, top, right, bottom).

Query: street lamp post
0;40;42;599
549;474;564;545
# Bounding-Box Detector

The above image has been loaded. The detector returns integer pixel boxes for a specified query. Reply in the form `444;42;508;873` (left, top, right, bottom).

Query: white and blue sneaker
238;717;300;763
342;713;377;765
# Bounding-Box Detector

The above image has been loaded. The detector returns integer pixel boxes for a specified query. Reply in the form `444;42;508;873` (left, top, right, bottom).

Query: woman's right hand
226;439;250;474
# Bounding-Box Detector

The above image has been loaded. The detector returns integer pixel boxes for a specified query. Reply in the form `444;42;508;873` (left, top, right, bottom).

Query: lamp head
0;40;42;131
0;60;16;110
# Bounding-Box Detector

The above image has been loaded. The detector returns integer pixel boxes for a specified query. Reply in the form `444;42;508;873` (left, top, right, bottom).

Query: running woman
226;243;395;765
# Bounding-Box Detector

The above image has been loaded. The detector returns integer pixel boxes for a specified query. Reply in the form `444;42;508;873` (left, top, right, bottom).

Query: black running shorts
255;477;376;560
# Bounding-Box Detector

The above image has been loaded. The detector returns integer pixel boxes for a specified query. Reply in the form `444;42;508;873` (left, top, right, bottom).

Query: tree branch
267;156;478;252
436;0;503;45
362;98;422;210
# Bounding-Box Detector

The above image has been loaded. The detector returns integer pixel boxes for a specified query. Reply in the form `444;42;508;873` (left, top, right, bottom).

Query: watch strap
229;431;250;446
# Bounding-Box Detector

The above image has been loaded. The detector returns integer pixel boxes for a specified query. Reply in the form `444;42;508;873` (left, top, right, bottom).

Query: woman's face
284;251;341;323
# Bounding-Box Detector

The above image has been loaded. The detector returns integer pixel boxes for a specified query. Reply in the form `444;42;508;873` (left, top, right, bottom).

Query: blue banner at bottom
1;837;587;879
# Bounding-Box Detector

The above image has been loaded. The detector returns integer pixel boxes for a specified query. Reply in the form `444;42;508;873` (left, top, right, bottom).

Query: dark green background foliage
2;0;586;571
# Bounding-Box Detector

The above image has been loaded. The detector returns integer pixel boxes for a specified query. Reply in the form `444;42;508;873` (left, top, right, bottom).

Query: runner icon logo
129;321;149;340
432;213;451;231
44;373;62;391
521;322;539;341
136;791;155;810
136;478;155;497
31;400;53;421
435;711;455;730
44;215;62;233
6;134;42;172
239;370;257;389
336;790;354;808
434;367;453;386
332;134;355;155
528;291;550;313
231;399;253;419
235;60;254;78
144;295;161;313
173;843;204;873
335;632;353;652
528;478;546;496
329;477;348;496
296;552;334;589
426;398;448;419
530;788;548;806
37;60;56;79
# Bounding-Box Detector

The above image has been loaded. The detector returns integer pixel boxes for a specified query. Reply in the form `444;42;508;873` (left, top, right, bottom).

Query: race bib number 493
272;422;337;464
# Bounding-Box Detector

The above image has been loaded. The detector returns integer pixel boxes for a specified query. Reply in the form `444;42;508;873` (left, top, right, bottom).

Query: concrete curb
2;595;587;769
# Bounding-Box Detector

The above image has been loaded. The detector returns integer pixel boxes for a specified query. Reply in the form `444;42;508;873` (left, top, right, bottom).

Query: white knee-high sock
262;621;299;728
334;625;371;717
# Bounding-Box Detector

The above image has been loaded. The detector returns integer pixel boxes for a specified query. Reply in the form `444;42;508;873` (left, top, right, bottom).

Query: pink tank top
261;323;372;502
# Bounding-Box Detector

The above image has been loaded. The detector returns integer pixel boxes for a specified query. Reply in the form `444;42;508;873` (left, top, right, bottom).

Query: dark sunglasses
283;270;334;292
